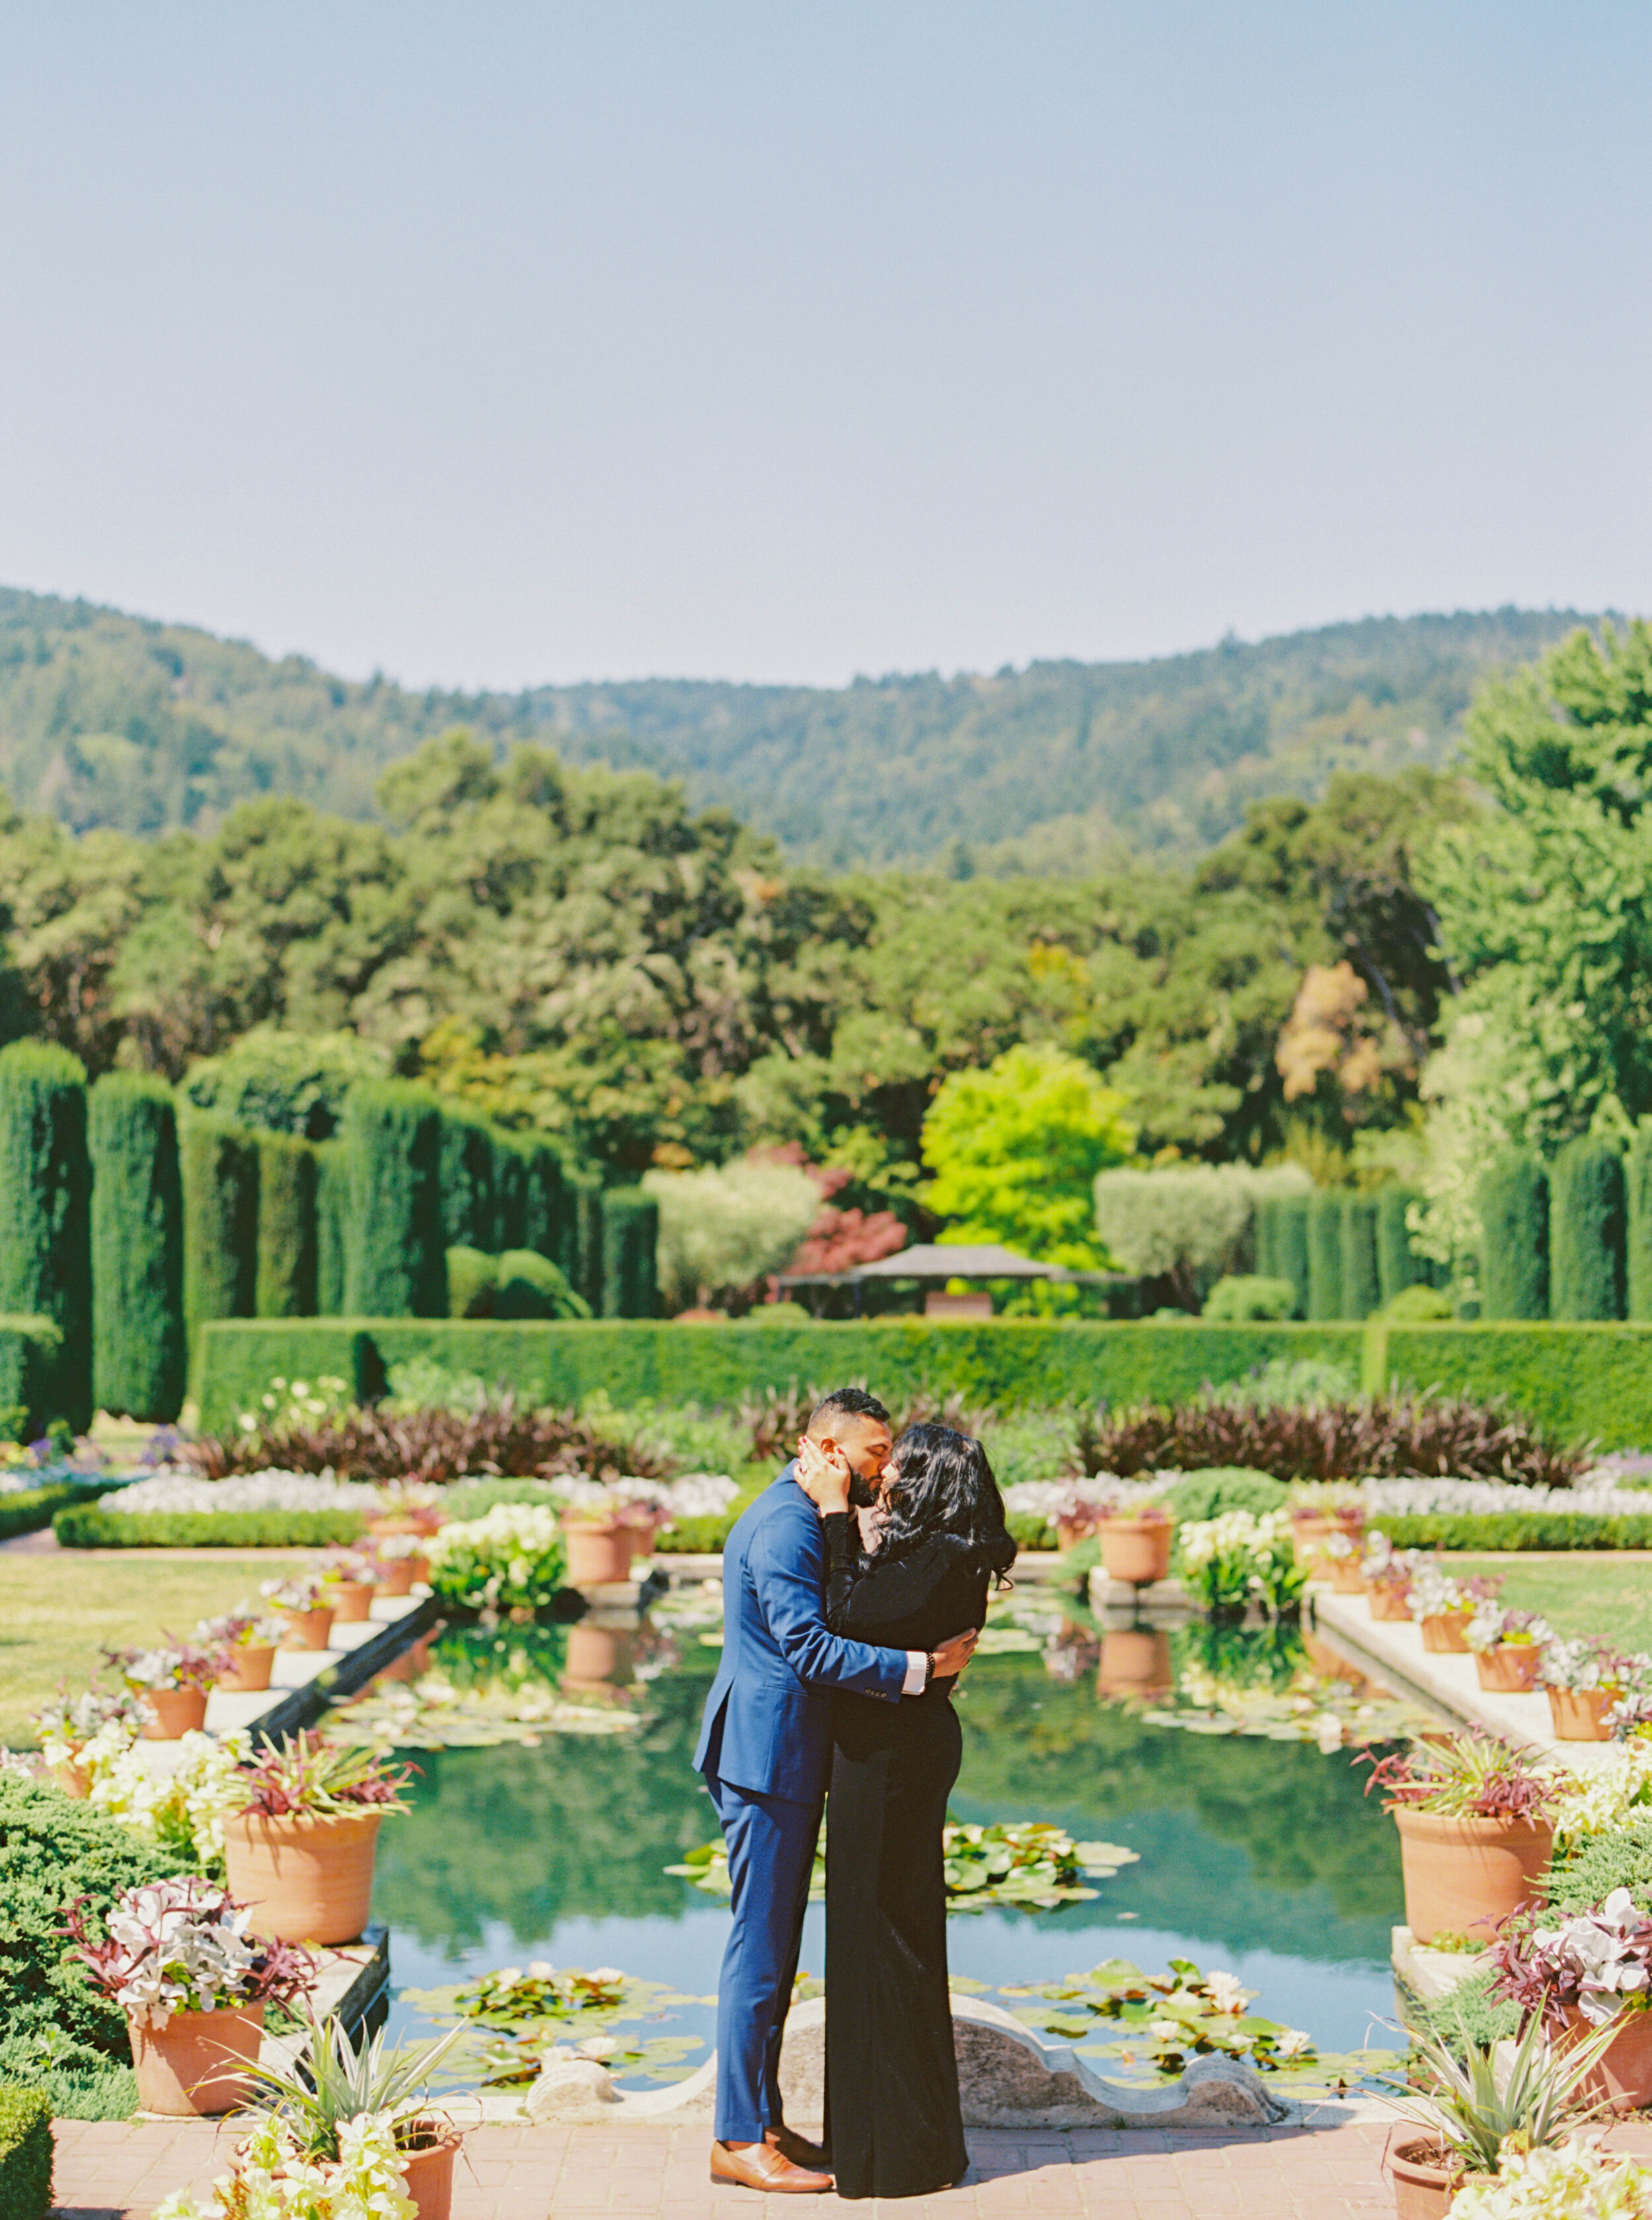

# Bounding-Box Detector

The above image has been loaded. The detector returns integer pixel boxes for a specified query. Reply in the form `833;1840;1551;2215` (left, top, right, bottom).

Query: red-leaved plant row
1075;1391;1585;1489
185;1395;681;1487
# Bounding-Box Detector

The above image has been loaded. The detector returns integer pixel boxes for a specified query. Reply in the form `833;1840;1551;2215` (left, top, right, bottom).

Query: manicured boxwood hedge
0;1483;83;1543
0;2086;51;2220
1367;1319;1652;1448
54;1505;367;1549
194;1317;1367;1436
1377;1510;1652;1551
0;1317;63;1444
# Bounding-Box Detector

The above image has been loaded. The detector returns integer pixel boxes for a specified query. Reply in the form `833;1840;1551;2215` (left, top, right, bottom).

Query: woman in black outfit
795;1421;1017;2201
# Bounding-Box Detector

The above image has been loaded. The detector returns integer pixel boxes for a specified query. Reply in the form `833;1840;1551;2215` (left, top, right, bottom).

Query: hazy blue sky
2;3;1647;689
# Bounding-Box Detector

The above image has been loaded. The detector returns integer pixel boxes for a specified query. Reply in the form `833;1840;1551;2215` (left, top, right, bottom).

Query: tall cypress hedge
568;1176;604;1312
1478;1152;1550;1320
343;1082;447;1318
1340;1195;1381;1320
521;1142;567;1264
1274;1195;1310;1319
1376;1185;1427;1305
1628;1135;1652;1323
599;1188;659;1318
0;1043;93;1430
254;1134;319;1317
1306;1191;1345;1321
439;1111;498;1254
492;1132;529;1255
315;1141;348;1316
182;1117;259;1357
88;1072;186;1421
1550;1137;1626;1322
1254;1197;1278;1283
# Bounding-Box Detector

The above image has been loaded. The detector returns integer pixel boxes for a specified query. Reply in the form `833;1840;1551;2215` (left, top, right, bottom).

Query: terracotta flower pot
217;1645;276;1694
1096;1627;1175;1701
562;1516;634;1588
1367;1584;1413;1621
377;1558;417;1597
369;1513;421;1539
1327;1557;1366;1594
1475;1643;1544;1694
139;1685;209;1740
223;1808;383;1944
564;1621;633;1692
1387;2137;1475;2220
400;2125;461;2220
330;1580;375;1625
376;1635;434;1685
1097;1515;1174;1588
1548;1685;1616;1740
1419;1611;1472;1654
1055;1514;1096;1553
128;2002;265;2116
1291;1508;1363;1578
1562;2003;1652;2111
278;1607;336;1652
54;1757;93;1798
1391;1805;1553;1944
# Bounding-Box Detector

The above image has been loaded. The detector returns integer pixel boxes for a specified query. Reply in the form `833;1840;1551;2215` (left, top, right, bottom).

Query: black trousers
824;1690;968;2200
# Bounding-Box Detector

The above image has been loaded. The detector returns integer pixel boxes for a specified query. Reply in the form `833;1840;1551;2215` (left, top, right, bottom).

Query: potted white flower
260;1571;340;1652
196;1610;287;1695
34;1684;143;1794
554;1481;636;1588
1464;1604;1553;1694
320;1550;383;1625
105;1643;228;1740
1491;1888;1652;2112
64;1876;316;2116
1361;1531;1421;1622
1408;1565;1499;1655
372;1532;433;1594
1538;1637;1650;1741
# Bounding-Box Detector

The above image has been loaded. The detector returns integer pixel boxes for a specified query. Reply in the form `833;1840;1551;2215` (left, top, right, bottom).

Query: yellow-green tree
920;1045;1135;1269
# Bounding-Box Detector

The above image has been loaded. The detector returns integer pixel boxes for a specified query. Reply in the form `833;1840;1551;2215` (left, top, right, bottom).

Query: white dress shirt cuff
902;1650;928;1697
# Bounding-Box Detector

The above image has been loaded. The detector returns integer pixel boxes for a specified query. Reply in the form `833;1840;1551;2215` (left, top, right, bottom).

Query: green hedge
0;1043;93;1434
1368;1318;1652;1446
0;1484;82;1543
1340;1196;1380;1321
521;1142;567;1266
439;1109;498;1253
0;2086;51;2220
182;1117;258;1349
88;1074;186;1423
1376;1187;1429;1306
1550;1136;1626;1322
1377;1510;1652;1551
1629;1136;1652;1323
1274;1195;1310;1319
254;1133;319;1319
342;1082;447;1319
1478;1150;1550;1321
0;1319;63;1444
599;1188;658;1319
194;1316;1366;1437
1306;1192;1343;1321
315;1140;348;1316
54;1504;367;1549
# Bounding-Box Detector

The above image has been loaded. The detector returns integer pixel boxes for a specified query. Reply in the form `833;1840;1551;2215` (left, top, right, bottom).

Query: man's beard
848;1470;880;1509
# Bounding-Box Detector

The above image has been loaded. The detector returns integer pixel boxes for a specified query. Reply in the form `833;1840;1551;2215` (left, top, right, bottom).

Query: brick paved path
51;2118;1407;2219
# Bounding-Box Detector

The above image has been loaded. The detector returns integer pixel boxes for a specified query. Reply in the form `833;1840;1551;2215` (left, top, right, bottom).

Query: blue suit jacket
692;1465;909;1807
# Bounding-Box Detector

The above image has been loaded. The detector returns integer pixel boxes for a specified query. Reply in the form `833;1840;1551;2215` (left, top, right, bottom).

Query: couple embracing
692;1387;1018;2199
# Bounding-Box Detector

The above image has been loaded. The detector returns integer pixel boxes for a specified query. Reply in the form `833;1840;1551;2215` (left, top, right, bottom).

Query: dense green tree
88;1073;186;1420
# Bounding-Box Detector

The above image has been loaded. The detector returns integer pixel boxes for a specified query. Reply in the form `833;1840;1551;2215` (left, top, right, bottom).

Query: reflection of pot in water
1096;1626;1174;1701
1300;1629;1363;1682
564;1619;637;1693
375;1634;435;1685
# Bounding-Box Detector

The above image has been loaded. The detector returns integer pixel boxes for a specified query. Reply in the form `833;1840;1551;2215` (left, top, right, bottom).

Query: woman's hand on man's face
794;1434;852;1515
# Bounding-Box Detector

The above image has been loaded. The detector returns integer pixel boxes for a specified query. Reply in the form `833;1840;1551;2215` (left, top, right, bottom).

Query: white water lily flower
1203;1971;1255;2015
1275;2028;1313;2059
1147;2018;1183;2040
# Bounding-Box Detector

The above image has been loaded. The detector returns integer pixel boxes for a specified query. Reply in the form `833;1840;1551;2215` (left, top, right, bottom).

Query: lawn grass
0;1553;309;1749
1447;1553;1652;1653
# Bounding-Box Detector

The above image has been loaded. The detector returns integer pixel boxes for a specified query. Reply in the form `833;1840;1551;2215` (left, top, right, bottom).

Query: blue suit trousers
706;1770;822;2143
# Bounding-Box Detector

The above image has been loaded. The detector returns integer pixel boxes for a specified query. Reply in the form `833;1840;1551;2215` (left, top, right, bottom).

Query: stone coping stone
1390;1923;1490;2009
507;1996;1294;2132
1309;1588;1622;1773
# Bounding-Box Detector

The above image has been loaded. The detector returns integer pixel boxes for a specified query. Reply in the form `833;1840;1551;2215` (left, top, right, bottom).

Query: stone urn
1474;1643;1544;1693
1390;1806;1552;1944
54;1756;93;1798
562;1513;634;1588
128;2002;265;2116
217;1646;276;1694
139;1685;209;1740
1291;1507;1363;1578
1096;1511;1174;1589
223;1808;383;1945
1548;1685;1616;1740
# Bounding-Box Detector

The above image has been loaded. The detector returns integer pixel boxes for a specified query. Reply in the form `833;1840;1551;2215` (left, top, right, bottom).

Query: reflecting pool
369;1603;1411;2088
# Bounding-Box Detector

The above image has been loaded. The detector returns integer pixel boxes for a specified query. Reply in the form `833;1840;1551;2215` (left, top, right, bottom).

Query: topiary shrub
599;1189;659;1319
314;1140;348;1316
1478;1150;1549;1320
439;1110;498;1255
0;1042;92;1431
1164;1467;1289;1522
1274;1195;1310;1319
1374;1282;1454;1321
0;1775;187;2058
182;1117;258;1350
1376;1185;1429;1306
1254;1196;1278;1283
343;1082;447;1317
1550;1136;1626;1321
1306;1191;1345;1321
496;1249;588;1320
88;1073;186;1423
492;1133;529;1255
1628;1134;1652;1323
447;1245;498;1319
0;2083;54;2218
521;1142;568;1266
568;1177;603;1311
1340;1195;1381;1321
1203;1275;1296;1321
254;1132;319;1317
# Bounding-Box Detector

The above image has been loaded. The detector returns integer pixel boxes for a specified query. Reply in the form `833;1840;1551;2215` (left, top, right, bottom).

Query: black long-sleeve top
821;1512;993;1697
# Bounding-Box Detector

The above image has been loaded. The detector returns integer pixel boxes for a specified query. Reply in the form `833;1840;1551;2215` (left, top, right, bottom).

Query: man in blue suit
693;1386;981;2193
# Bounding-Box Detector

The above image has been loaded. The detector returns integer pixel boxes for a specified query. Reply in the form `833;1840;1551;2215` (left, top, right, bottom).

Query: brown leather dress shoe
710;2141;833;2193
766;2126;831;2171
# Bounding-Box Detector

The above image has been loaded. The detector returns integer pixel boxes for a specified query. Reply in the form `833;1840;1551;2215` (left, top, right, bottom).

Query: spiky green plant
243;2007;471;2159
1374;2005;1615;2172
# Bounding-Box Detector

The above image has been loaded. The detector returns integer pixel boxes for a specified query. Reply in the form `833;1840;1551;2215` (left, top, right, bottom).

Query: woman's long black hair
873;1421;1018;1582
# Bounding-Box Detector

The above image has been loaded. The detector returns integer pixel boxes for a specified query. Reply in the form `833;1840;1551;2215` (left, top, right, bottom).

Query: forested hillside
0;589;1597;864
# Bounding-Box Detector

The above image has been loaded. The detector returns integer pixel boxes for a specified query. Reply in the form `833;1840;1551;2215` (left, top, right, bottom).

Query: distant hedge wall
1376;1510;1652;1551
0;1482;82;1543
194;1317;1367;1437
1306;1193;1343;1322
88;1074;186;1423
0;1043;93;1433
1550;1138;1626;1322
1478;1152;1550;1321
1367;1319;1652;1448
1341;1196;1380;1321
254;1134;319;1319
54;1504;366;1550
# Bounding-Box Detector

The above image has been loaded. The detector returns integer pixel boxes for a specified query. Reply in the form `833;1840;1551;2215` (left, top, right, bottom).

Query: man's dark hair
807;1386;890;1432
